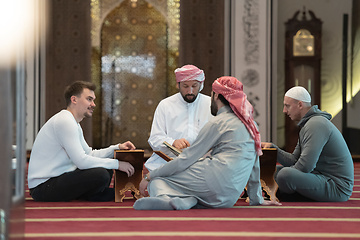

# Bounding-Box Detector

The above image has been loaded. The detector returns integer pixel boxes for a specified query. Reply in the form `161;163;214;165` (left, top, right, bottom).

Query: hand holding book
171;138;190;150
163;141;182;156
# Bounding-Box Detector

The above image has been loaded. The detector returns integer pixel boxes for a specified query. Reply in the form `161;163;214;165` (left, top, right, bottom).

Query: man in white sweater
28;81;136;201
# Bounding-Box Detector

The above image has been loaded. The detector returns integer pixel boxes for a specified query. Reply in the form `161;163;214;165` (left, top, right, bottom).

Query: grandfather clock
284;8;322;152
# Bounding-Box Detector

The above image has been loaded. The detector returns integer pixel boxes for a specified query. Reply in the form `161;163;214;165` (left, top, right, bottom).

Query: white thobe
145;92;212;171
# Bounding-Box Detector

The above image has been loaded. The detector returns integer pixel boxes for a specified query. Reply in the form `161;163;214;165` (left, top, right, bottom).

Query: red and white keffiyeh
174;65;205;83
212;76;262;156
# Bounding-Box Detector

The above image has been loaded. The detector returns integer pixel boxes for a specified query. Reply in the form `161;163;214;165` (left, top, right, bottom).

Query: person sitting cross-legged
262;86;354;202
133;76;281;210
28;81;136;202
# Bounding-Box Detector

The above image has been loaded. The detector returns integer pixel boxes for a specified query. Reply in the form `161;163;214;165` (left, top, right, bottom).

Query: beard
210;95;218;116
182;93;197;103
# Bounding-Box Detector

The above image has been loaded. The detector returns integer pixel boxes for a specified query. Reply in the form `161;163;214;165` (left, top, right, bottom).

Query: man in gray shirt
262;86;354;202
133;76;281;210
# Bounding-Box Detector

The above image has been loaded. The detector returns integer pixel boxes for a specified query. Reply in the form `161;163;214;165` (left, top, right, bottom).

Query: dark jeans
30;168;114;202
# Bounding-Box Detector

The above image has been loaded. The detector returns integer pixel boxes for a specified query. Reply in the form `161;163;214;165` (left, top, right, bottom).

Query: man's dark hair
64;81;96;107
218;94;230;106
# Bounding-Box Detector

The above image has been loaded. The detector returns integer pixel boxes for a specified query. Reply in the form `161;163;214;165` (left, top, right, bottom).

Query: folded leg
170;197;197;210
275;167;348;202
133;196;174;210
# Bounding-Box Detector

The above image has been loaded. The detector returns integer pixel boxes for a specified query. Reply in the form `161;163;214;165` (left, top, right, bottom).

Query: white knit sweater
28;110;119;188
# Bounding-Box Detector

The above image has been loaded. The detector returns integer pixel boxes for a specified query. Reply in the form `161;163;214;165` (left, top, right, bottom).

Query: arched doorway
91;0;180;149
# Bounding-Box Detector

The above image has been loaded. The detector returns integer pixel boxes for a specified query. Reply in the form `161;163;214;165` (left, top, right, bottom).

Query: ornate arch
91;0;180;148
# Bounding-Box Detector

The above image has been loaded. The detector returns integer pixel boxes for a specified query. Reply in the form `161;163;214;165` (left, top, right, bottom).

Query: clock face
293;29;315;56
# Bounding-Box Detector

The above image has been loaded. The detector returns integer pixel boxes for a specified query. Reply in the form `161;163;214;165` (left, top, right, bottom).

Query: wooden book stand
114;150;144;202
259;148;279;202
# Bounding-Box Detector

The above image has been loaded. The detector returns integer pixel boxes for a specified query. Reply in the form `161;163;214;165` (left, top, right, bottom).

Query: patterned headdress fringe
212;76;262;156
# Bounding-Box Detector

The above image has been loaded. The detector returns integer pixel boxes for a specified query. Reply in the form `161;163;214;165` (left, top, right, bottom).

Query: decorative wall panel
179;0;224;95
46;0;92;142
91;0;179;149
91;0;223;148
100;0;167;148
229;0;272;141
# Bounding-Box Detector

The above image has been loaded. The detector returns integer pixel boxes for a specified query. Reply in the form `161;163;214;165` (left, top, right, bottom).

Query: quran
153;151;173;162
163;141;182;156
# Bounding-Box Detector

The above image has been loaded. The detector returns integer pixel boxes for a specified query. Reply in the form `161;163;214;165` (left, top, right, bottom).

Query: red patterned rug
23;162;360;239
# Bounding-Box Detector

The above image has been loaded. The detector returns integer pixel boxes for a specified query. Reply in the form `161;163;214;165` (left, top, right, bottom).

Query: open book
163;141;182;156
153;151;173;162
153;141;182;162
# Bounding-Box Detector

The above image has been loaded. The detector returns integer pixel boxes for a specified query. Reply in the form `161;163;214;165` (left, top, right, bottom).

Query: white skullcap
285;86;311;103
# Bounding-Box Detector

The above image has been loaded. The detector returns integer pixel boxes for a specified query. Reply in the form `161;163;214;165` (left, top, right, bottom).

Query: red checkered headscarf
212;76;262;156
174;65;205;83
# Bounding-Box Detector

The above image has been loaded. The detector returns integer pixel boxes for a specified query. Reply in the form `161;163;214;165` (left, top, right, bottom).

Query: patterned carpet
23;162;360;239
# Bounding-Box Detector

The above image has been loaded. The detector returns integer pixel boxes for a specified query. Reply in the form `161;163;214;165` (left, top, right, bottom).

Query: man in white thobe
145;65;213;171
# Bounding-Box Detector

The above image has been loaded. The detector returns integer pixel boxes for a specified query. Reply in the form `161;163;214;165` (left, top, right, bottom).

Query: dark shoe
240;189;248;199
276;189;315;202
